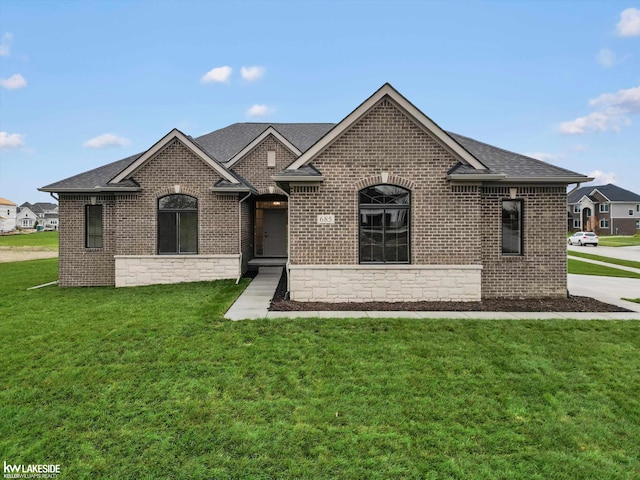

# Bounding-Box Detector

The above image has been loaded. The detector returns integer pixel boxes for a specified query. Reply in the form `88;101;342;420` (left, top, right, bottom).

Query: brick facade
54;90;576;299
289;98;482;267
480;186;567;298
58;195;116;286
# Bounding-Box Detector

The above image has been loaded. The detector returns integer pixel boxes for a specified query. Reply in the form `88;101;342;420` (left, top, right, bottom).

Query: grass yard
567;258;640;279
0;230;59;249
567;250;640;270
1;259;639;478
598;235;640;247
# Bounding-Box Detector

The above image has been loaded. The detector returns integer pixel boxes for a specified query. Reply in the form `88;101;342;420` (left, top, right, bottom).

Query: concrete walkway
225;267;283;320
225;267;640;321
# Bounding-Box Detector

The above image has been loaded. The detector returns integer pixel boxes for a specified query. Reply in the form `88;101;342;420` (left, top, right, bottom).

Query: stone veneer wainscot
288;264;482;302
115;254;239;287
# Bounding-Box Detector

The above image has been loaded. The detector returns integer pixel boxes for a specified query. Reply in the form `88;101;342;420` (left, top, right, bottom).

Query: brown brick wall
58;195;116;286
113;139;239;256
232;134;297;192
58;139;242;286
289;98;483;266
612;217;640;235
480;186;567;298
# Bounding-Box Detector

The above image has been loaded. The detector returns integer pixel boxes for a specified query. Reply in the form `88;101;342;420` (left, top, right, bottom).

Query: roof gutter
270;175;325;182
447;174;593;184
38;186;142;193
210;187;255;193
446;173;507;181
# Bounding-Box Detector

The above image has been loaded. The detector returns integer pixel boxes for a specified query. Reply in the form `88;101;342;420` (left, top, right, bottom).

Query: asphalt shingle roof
41;123;588;192
196;123;335;163
568;183;640;203
448;133;586;179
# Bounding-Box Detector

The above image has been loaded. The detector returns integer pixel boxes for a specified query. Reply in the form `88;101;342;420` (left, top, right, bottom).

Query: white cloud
596;48;616;68
201;66;232;83
0;131;25;149
525;152;565;162
572;144;588;153
0;73;27;90
240;66;265;82
246;104;271;117
588;170;617;185
616;7;640;37
83;133;131;149
0;32;13;56
559;84;640;134
589;85;640;113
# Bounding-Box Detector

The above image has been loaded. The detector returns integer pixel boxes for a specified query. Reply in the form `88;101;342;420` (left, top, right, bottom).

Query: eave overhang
447;174;593;184
270;175;325;182
210;186;256;193
287;83;487;172
109;128;240;185
38;186;142;193
225;126;303;168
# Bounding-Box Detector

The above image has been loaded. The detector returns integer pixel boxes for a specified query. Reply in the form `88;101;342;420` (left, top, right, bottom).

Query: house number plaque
317;215;335;224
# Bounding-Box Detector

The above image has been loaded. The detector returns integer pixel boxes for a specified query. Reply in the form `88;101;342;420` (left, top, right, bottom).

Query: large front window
359;185;410;263
158;194;198;254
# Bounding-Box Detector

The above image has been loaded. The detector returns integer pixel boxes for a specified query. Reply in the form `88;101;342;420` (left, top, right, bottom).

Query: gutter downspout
236;192;252;284
284;189;291;299
49;193;59;202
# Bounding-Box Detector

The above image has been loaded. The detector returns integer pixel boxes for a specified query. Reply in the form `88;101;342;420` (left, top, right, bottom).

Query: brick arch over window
257;186;288;196
152;185;202;200
354;174;416;192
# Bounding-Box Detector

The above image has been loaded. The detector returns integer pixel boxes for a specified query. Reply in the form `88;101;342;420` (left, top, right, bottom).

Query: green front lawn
568;250;640;270
0;230;59;249
598;235;640;247
567;258;640;279
1;259;639;478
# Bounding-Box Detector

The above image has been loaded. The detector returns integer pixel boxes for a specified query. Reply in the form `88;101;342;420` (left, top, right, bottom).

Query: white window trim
599;219;609;228
599;204;609;213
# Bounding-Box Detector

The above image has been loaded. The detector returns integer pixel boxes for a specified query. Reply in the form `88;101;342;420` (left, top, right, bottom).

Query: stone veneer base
288;264;483;302
115;255;240;287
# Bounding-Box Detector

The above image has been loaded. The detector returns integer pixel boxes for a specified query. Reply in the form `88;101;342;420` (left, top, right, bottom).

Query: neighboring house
17;202;59;230
40;84;591;301
0;197;17;233
567;184;640;235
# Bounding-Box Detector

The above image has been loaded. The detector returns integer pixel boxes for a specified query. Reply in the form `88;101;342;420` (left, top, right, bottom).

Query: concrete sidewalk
225;267;640;321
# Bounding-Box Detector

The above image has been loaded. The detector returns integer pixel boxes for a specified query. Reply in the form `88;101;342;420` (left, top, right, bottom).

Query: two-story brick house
40;84;591;301
567;184;640;235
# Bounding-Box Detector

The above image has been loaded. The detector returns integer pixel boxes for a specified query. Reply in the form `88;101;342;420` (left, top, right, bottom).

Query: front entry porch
254;196;288;258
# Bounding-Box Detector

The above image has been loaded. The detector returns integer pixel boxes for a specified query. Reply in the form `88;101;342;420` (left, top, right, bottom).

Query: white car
568;231;599;246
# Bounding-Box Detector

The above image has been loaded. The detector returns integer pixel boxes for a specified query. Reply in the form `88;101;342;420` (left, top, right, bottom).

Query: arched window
158;194;198;254
359;185;410;263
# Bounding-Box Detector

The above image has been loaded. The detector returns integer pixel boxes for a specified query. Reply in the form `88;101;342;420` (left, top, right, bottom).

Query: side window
359;185;410;263
158;194;198;254
85;205;103;248
502;200;523;255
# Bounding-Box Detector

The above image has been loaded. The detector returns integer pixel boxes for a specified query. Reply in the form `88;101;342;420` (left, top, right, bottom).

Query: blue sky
1;0;639;206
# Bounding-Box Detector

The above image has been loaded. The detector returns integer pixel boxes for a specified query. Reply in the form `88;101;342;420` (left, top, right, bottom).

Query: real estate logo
3;461;60;479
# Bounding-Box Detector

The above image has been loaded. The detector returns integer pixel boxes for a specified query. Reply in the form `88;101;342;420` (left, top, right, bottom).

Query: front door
263;209;287;257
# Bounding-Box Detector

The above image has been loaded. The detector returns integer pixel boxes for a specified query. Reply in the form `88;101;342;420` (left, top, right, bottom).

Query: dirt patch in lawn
0;246;58;263
269;271;630;312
